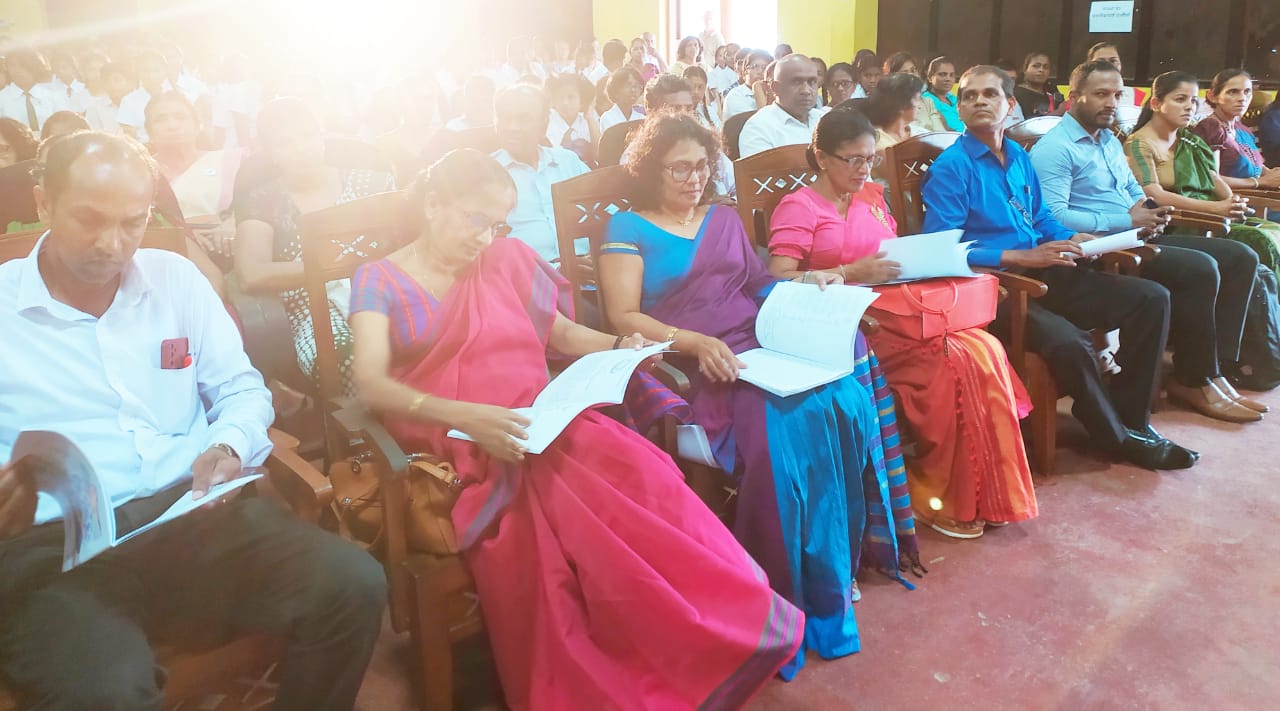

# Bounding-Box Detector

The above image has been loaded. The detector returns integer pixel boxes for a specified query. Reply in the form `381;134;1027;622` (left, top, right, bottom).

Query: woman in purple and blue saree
348;149;801;710
598;111;923;681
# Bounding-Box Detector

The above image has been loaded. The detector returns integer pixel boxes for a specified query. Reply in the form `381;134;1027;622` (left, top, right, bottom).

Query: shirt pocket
145;365;199;434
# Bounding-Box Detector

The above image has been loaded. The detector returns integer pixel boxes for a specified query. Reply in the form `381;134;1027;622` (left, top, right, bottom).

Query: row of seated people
4;52;1280;711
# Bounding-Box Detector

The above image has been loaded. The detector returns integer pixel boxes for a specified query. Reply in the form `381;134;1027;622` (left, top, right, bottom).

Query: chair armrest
980;269;1049;298
860;314;879;333
265;428;333;523
1237;190;1280;211
228;286;298;386
1100;249;1142;275
651;360;691;394
1169;213;1230;236
1130;245;1161;261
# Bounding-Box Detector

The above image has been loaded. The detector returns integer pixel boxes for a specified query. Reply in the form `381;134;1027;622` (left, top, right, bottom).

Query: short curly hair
0;118;38;163
624;110;721;210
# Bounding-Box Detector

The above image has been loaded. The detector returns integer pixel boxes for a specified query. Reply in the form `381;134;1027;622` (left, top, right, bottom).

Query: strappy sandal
914;508;984;539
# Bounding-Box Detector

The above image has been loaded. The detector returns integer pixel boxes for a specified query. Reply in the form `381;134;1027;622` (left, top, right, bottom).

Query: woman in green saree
1124;70;1280;270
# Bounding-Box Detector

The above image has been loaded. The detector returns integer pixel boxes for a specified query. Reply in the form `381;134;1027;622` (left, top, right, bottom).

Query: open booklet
11;431;264;571
878;228;979;283
736;282;880;397
447;341;671;454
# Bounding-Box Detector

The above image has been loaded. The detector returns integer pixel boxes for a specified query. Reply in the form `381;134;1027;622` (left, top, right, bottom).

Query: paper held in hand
12;431;264;571
878;228;978;282
447;341;671;454
735;282;880;397
1075;228;1143;258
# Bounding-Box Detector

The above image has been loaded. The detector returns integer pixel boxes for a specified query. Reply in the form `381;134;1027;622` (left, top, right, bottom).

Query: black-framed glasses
464;211;513;238
829;79;856;90
663;159;712;182
831;152;883;170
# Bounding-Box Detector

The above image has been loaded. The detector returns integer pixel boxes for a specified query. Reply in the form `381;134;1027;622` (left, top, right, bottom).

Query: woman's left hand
793;271;845;290
614;332;662;368
1260;167;1280;190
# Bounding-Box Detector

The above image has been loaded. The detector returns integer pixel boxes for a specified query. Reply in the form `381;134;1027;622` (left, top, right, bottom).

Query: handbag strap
898;279;960;314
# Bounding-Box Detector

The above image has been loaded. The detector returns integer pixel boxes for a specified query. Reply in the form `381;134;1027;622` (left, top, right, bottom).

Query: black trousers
991;266;1170;450
0;486;387;711
1143;236;1257;381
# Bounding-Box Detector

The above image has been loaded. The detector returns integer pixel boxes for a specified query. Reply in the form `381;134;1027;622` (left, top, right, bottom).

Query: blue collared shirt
1028;112;1146;233
492;146;589;262
922;132;1074;268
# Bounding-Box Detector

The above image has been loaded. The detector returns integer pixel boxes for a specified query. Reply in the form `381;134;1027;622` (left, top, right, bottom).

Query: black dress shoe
1119;429;1198;470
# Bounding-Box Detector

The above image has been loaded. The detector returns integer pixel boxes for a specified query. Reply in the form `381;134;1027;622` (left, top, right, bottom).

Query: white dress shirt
0;238;274;524
492;146;590;261
599;104;644;134
42;78;91;113
708;66;738;94
0;83;66;132
546;109;590;148
579;61;609;85
738;103;828;158
722;84;757;121
117;86;161;142
83;95;123;133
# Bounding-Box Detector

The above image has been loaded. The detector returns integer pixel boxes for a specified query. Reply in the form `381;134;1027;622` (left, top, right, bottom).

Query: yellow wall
0;0;49;42
778;0;875;63
593;0;878;65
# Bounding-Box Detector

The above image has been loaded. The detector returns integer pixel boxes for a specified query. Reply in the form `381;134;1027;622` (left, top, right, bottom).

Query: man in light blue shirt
1030;59;1264;422
922;65;1195;470
492;84;590;264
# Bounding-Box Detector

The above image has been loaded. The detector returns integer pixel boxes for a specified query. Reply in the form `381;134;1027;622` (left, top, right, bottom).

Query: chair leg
1028;363;1057;477
408;565;455;711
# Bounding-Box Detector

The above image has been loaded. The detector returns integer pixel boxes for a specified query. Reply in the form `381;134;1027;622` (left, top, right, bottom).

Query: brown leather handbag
328;453;464;556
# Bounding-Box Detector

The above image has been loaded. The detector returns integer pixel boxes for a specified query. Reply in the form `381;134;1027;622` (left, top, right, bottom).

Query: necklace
661;208;698;227
409;243;451;301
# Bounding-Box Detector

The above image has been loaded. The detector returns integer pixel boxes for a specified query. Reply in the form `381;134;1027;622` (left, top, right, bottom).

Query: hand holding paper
877;229;978;283
1074;228;1143;258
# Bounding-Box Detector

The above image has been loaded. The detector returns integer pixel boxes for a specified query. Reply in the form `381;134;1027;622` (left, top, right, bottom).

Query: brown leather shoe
1213;376;1269;413
1166;381;1263;423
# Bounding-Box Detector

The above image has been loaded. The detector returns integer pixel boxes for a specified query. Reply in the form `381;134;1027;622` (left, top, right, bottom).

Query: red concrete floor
355;391;1280;710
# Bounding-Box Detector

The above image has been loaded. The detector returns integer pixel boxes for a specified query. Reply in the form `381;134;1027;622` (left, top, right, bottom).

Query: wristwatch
210;442;240;461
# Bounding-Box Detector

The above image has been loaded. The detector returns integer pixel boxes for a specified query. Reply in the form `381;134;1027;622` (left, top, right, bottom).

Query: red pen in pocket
161;337;192;369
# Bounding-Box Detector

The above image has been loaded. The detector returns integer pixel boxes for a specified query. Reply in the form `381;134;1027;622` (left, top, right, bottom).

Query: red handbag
868;274;999;341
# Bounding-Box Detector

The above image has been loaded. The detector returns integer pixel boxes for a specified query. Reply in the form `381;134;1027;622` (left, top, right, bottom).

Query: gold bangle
408;393;427;416
665;326;679;343
839;264;847;280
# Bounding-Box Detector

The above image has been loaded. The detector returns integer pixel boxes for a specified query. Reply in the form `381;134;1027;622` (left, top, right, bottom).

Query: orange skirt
868;328;1038;524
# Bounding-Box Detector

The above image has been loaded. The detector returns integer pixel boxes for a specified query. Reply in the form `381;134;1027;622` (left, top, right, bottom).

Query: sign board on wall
1089;1;1135;33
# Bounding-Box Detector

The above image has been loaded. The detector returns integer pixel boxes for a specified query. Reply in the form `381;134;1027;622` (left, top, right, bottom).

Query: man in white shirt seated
491;84;590;264
722;48;772;121
0;49;66;133
116;49;168;143
0;132;386;710
738;54;828;158
42;52;91;113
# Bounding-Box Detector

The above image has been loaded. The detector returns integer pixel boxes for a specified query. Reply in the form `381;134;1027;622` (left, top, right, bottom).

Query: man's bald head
39;131;156;206
494;84;552;158
771;53;819;116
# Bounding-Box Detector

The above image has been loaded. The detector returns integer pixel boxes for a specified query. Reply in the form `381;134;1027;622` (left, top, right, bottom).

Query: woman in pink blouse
767;109;1038;540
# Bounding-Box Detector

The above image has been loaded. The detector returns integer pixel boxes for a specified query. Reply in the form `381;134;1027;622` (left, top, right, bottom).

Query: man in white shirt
489;36;548;89
116;50;171;143
722;48;772;121
0;132;385;709
0;49;66;133
739;54;828;158
42;52;90;113
491;85;590;263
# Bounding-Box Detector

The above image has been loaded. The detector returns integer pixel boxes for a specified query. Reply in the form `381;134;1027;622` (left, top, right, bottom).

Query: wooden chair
551;164;634;305
295;190;483;711
731;144;819;248
0;228;332;711
1007;116;1062;150
882;133;1066;475
1114;104;1143;138
722;109;758;160
597;119;644;167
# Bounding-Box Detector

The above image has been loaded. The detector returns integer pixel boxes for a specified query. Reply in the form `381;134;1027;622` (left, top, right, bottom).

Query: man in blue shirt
923;65;1197;470
1030;59;1263;423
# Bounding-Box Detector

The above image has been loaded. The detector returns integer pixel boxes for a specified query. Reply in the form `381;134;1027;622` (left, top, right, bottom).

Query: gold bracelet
1253;177;1260;189
408;393;427;416
665;326;679;343
839;264;847;280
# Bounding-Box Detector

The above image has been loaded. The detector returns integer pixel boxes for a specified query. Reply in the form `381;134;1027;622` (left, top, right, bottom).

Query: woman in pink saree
348;150;801;710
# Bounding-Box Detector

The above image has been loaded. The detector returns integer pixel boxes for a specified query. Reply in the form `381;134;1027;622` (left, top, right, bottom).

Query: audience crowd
2;18;1280;710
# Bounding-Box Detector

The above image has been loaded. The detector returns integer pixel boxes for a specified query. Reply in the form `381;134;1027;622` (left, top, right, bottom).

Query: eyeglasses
663;159;712;182
829;79;855;90
830;152;883;170
464;210;512;238
746;63;768;72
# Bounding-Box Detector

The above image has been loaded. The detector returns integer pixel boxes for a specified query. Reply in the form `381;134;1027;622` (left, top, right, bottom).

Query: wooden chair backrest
722;109;758;160
731;144;818;247
881;131;961;236
1007;116;1061;151
551;165;633;324
0;226;188;264
1114;104;1142;137
597;119;644;167
297;191;410;403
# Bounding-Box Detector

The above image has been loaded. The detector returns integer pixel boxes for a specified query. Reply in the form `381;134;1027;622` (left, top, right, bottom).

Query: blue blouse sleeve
349;262;392;316
600;211;642;255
